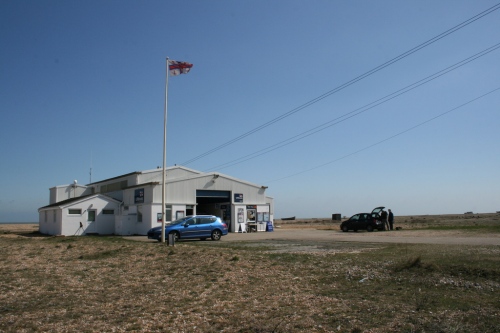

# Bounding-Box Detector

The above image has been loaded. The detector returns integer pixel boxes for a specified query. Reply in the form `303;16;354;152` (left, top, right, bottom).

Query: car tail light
222;223;228;229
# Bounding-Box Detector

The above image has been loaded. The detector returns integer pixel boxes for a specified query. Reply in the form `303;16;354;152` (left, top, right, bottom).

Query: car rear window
200;217;217;224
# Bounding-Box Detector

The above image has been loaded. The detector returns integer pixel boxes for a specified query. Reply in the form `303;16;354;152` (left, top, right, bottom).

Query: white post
161;57;169;243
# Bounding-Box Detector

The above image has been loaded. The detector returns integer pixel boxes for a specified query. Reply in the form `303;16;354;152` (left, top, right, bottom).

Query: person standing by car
388;209;394;230
380;210;389;230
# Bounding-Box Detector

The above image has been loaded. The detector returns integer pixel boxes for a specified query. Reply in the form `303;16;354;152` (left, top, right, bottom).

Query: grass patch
78;248;122;260
0;234;499;332
393;256;440;272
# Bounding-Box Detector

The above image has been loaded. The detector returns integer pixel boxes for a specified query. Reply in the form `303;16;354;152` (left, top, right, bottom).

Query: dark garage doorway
196;190;231;228
196;190;230;213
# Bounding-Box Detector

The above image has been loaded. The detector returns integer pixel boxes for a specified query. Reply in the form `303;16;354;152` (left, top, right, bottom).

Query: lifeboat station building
38;166;274;236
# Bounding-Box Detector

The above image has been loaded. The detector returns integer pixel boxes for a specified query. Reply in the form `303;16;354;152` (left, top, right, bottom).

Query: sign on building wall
247;208;256;222
234;193;243;202
135;189;144;203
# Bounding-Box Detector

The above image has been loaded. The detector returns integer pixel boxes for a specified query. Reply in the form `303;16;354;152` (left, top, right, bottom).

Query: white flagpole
161;57;169;243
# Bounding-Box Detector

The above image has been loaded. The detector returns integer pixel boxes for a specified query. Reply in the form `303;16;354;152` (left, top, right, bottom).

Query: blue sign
234;193;243;203
266;221;274;232
135;188;144;203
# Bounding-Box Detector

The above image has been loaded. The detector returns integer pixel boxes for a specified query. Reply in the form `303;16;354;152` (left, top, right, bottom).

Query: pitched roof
38;194;121;210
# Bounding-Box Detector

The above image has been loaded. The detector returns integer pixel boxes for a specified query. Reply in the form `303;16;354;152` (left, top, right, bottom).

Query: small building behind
38;166;274;236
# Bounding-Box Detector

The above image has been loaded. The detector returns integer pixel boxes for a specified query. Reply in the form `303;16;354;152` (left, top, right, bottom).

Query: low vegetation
277;213;500;234
0;216;499;332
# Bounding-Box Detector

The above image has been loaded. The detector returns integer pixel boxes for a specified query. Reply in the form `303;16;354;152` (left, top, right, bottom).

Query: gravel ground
3;213;499;247
226;228;500;245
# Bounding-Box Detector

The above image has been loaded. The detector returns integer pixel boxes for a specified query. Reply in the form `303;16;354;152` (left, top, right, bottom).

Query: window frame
87;210;96;222
68;209;82;215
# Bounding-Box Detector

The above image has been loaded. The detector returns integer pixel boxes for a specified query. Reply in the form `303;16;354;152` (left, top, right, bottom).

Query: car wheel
211;230;222;241
367;225;374;232
341;225;348;232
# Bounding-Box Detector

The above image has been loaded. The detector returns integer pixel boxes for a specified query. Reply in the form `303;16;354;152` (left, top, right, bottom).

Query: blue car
147;215;228;242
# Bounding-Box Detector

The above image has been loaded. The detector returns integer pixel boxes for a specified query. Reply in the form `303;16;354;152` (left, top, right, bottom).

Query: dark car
147;215;228;242
340;206;385;232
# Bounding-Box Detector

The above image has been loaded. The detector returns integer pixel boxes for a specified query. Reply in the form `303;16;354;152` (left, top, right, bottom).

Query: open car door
371;206;385;218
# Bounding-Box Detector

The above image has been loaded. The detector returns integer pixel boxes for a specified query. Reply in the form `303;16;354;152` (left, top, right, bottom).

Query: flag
168;60;193;76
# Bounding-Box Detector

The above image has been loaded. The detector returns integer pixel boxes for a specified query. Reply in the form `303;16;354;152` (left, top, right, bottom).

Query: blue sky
1;0;499;222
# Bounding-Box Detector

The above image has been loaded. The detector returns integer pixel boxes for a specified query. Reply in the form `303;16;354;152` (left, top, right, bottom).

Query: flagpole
161;57;169;243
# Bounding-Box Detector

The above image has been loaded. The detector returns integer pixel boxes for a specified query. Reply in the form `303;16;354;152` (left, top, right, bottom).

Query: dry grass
276;213;500;233
1;215;499;332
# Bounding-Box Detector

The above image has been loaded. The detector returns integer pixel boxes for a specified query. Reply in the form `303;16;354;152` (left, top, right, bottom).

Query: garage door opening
196;190;231;228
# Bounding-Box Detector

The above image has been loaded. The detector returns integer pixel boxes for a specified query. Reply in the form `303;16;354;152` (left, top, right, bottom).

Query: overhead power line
204;42;500;171
181;3;500;166
264;87;500;183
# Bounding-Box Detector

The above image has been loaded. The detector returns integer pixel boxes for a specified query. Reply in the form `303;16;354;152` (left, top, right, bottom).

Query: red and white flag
168;60;193;76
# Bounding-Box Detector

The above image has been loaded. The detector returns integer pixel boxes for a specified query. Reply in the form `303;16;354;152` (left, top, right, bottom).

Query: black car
340;206;385;232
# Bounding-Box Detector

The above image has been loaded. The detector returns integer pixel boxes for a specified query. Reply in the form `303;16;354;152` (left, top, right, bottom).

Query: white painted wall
49;184;89;204
115;215;136;236
166;174;269;205
39;209;61;235
39;196;120;236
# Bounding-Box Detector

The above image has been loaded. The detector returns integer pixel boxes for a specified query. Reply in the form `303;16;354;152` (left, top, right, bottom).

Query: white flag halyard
168;60;193;76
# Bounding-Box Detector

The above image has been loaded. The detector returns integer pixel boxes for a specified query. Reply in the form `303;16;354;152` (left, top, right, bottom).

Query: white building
38;166;274;236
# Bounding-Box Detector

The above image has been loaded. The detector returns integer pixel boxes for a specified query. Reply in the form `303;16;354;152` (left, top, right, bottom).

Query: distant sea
0;222;39;224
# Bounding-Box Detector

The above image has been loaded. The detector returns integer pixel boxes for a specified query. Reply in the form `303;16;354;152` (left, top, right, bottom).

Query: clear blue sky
1;0;499;222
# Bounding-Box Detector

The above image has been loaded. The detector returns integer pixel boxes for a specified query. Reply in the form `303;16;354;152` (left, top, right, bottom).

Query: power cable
203;42;500;171
263;87;500;183
181;3;500;166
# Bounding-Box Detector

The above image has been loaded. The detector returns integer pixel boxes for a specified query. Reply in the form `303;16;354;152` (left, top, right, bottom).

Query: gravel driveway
223;228;500;245
127;228;500;245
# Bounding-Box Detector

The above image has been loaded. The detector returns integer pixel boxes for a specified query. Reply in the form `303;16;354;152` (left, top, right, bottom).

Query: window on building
165;205;172;221
137;205;143;222
68;209;82;215
88;210;96;222
53;210;57;223
103;209;114;215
